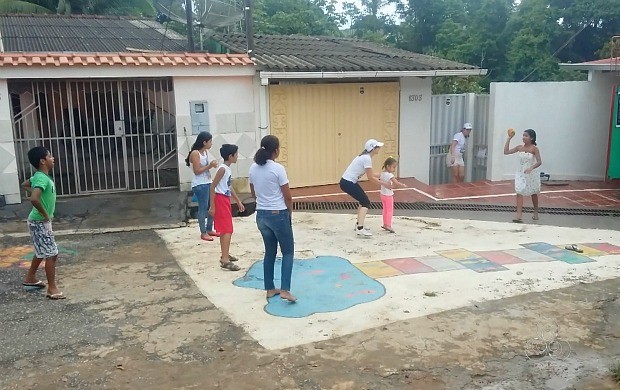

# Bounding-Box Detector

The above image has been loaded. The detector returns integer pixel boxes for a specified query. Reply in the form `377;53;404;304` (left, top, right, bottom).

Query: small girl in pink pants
380;157;407;233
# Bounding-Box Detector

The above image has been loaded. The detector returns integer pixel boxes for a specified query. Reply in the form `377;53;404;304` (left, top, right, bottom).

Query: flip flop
22;281;46;288
512;219;523;223
565;244;583;253
46;292;66;300
381;225;396;233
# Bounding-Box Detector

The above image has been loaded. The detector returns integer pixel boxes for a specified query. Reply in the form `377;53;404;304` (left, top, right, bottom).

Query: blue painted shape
521;242;594;264
233;256;385;318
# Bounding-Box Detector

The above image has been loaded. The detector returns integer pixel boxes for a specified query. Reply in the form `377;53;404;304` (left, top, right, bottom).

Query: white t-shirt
380;171;394;196
452;132;467;155
214;164;232;196
248;160;289;210
342;154;372;183
190;150;213;188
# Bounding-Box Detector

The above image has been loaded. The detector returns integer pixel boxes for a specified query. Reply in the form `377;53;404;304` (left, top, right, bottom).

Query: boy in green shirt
21;146;64;299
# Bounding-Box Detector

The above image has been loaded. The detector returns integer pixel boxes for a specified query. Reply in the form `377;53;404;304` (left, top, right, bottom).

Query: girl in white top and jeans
249;135;296;302
339;139;390;237
186;131;219;241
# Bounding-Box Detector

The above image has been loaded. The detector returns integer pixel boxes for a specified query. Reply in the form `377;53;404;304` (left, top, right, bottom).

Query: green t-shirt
28;171;56;221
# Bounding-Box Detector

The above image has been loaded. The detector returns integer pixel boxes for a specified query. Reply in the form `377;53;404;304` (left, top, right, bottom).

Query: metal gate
429;93;489;185
10;79;178;196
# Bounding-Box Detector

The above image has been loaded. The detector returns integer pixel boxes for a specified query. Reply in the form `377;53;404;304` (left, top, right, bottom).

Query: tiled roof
578;57;620;65
214;33;478;72
0;14;188;53
0;52;253;67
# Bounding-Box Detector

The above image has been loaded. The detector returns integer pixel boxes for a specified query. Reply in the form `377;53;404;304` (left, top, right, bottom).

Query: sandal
532;215;539;221
46;292;66;300
512;219;523;223
220;261;241;271
565;244;583;253
381;225;395;233
229;254;239;262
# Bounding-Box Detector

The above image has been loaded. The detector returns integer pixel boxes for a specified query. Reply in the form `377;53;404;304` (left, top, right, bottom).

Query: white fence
429;93;490;184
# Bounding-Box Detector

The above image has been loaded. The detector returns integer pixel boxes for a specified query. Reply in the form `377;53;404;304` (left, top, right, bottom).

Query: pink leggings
381;194;394;227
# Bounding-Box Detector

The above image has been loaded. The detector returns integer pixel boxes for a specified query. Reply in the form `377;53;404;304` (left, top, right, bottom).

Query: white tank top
190;150;213;188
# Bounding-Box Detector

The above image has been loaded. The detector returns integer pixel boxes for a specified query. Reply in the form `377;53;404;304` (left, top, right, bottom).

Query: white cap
365;139;384;152
463;123;473;130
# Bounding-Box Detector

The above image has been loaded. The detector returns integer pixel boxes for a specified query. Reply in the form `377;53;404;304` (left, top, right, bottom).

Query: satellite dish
154;0;244;50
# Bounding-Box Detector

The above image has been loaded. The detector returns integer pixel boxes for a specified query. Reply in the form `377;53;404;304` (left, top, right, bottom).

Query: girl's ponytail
254;135;280;166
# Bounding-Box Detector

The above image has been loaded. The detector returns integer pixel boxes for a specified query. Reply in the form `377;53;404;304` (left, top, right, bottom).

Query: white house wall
0;79;20;204
488;76;616;182
173;76;258;192
399;76;433;182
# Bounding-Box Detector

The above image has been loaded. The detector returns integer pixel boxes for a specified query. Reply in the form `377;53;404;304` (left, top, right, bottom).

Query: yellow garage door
269;82;399;188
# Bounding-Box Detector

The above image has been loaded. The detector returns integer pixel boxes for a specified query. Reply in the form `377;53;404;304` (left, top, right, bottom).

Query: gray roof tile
0;14;188;53
214;33;477;72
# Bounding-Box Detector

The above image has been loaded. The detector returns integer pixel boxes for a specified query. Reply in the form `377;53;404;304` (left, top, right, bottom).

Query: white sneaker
356;228;372;237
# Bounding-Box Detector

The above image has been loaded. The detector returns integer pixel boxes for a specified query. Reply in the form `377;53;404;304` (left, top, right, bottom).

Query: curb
0;222;187;239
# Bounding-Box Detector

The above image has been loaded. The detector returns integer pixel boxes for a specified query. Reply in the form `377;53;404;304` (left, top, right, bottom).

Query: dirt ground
1;230;620;390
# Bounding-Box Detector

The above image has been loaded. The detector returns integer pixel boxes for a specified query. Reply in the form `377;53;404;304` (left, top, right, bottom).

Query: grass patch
611;361;620;383
424;291;438;297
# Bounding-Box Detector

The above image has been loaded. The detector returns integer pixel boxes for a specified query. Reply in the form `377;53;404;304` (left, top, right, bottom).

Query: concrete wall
174;75;258;192
488;74;616;181
0;80;21;204
399;76;433;182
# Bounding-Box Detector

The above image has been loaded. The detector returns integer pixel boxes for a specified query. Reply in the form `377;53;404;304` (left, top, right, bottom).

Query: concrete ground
1;190;620;389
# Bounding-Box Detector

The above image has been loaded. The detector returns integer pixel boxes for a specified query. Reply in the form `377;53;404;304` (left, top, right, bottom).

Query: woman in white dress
503;129;542;223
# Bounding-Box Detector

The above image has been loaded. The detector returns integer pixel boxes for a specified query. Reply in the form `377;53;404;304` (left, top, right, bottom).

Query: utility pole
244;0;255;59
185;0;194;52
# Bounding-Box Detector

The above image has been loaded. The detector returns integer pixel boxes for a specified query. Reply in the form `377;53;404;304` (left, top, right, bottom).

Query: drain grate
293;201;620;217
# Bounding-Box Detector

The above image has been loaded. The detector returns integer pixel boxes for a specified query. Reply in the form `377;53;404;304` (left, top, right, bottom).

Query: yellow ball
507;128;515;137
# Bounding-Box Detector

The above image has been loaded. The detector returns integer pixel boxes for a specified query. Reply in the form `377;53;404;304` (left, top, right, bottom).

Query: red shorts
214;193;233;234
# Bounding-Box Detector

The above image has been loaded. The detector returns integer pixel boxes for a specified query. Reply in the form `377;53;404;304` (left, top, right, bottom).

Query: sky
335;0;399;17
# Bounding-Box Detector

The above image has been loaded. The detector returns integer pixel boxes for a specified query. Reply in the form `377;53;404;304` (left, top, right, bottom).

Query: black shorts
339;178;371;208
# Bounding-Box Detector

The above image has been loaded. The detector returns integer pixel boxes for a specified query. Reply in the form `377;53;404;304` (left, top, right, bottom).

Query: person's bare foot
266;289;280;298
280;290;297;302
200;234;213;241
532;214;539;220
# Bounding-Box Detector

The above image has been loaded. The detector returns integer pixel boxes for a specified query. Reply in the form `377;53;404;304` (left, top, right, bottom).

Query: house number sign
409;94;423;102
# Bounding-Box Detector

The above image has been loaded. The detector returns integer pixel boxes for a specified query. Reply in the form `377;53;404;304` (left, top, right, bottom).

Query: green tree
0;0;56;13
67;0;154;16
253;0;343;36
502;0;567;81
549;0;620;62
342;0;398;43
0;0;154;15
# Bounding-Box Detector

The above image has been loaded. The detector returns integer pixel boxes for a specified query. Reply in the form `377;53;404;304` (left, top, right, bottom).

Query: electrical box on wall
190;101;209;135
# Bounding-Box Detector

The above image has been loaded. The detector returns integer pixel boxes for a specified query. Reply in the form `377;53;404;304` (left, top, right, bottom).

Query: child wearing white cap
447;123;473;183
339;139;390;237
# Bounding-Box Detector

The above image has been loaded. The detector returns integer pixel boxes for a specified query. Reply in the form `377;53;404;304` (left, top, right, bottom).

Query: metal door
269;82;399;188
10;79;177;196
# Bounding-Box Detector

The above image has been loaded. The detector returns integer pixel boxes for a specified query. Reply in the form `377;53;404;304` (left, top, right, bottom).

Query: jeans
193;183;214;234
256;209;294;291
